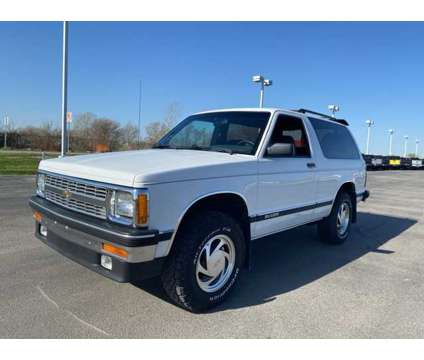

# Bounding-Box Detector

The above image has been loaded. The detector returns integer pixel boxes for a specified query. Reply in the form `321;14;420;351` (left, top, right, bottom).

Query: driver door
254;113;318;239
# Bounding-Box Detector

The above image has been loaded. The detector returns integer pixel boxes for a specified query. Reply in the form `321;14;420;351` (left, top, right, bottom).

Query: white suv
30;108;369;312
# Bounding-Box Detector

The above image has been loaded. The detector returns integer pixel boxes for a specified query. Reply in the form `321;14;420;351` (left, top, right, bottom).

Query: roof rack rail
295;108;349;126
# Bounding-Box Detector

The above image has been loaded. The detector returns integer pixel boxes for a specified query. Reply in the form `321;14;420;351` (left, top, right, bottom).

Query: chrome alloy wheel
195;234;236;293
337;201;350;236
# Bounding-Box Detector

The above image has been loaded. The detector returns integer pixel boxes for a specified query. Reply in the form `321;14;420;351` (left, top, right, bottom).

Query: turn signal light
136;193;148;225
102;243;128;258
33;211;42;222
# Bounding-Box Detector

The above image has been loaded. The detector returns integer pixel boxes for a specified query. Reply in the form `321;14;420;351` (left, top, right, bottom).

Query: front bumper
29;196;172;282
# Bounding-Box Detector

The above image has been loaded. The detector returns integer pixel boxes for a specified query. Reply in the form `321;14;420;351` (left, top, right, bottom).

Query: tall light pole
60;21;69;157
137;80;142;148
3;114;9;149
388;129;394;156
365;119;374;155
252;75;272;108
328;104;340;118
415;139;420;157
403;135;409;157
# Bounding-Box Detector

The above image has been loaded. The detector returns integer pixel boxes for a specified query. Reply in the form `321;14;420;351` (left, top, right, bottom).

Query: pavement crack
35;284;110;337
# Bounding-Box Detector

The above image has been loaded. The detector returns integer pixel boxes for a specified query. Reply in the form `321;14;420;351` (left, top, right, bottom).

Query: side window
268;115;311;157
309;117;360;159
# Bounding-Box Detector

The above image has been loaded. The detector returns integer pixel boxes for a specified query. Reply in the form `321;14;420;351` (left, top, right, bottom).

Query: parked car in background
363;154;384;170
29;108;369;312
387;156;401;169
400;157;412;170
411;158;423;169
363;154;373;170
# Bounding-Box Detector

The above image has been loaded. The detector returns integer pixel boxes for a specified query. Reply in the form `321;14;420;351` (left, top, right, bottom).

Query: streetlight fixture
328;104;340;118
388;129;394;156
365;119;374;155
252;75;272;108
403;135;409;157
415;139;420;157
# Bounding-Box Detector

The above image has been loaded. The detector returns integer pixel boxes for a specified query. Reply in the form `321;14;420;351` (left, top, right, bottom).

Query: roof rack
295;108;349;126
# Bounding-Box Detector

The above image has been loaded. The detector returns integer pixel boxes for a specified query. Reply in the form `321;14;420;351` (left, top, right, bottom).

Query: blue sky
0;21;423;155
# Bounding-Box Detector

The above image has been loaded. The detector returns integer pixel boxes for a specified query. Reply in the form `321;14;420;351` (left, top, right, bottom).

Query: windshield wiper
185;145;210;151
152;144;174;149
213;147;234;155
169;145;211;151
153;144;234;154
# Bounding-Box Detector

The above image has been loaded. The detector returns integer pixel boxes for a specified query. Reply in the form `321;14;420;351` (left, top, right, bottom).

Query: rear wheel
318;192;352;244
161;211;245;312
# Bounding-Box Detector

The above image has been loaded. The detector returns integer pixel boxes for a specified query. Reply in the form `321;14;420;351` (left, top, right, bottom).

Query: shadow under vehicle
133;211;416;312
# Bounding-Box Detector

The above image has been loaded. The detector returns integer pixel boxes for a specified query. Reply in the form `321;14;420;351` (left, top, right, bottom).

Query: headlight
110;191;134;219
36;173;45;197
116;192;134;218
109;190;148;227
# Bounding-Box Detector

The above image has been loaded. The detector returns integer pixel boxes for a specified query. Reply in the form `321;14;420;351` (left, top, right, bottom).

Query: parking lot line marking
65;310;110;336
36;285;59;309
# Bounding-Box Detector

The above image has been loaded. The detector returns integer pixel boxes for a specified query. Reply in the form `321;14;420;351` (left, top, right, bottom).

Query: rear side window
309;117;360;159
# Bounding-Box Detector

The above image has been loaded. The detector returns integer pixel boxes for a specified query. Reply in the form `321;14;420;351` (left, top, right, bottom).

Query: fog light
101;255;112;270
39;224;48;237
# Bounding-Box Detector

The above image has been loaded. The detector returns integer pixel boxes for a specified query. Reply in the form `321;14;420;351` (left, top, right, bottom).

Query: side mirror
267;142;295;157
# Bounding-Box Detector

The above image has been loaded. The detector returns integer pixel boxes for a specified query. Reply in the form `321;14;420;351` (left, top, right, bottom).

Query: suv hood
39;149;257;187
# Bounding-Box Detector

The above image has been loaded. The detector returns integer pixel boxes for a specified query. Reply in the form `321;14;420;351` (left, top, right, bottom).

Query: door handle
307;162;316;168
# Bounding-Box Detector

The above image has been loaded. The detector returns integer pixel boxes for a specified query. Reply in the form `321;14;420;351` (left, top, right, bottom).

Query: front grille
45;174;107;200
45;189;107;219
44;174;108;219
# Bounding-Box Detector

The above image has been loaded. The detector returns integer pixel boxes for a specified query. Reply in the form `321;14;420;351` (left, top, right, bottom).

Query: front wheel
161;211;245;312
318;192;353;244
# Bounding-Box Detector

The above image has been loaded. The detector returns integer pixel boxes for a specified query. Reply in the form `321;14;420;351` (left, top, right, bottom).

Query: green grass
0;150;59;175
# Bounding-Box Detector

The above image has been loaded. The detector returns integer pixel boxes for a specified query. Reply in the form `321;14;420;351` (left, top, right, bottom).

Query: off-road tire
318;192;353;244
161;211;245;313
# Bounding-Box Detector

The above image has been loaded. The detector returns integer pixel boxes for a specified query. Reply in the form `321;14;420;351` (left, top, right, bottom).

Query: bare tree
90;118;121;152
18;121;60;151
144;122;172;147
12;104;183;152
163;102;182;128
40;121;60;151
72;112;96;152
144;102;182;147
120;122;139;150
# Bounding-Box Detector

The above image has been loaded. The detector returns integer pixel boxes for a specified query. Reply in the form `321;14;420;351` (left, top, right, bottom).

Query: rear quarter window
309;117;360;160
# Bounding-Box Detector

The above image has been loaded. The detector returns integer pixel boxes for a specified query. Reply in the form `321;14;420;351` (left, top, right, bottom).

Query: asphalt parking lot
1;171;423;338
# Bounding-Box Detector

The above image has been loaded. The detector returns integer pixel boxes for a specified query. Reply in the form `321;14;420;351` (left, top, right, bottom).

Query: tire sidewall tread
318;192;353;245
161;210;245;312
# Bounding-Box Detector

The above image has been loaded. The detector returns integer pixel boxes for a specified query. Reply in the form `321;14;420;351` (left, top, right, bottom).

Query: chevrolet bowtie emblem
63;189;72;199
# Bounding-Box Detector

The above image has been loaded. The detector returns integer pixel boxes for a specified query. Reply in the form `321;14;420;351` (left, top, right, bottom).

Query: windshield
156;111;271;155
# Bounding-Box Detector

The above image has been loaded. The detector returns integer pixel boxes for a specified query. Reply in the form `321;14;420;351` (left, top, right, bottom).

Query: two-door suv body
30;108;369;312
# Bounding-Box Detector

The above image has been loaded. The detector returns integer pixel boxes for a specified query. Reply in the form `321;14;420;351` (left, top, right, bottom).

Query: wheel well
172;193;251;265
338;182;357;223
